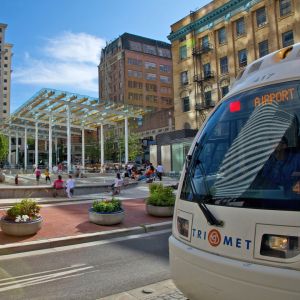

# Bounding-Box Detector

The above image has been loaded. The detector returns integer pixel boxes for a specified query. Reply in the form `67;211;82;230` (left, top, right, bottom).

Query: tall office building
0;23;13;121
168;0;300;130
98;33;173;111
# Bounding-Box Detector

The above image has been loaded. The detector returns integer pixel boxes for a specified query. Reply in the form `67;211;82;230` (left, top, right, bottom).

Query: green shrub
5;199;41;221
92;197;122;213
147;183;175;207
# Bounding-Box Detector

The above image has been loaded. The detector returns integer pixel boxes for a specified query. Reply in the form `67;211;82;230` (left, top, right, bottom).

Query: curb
0;221;172;256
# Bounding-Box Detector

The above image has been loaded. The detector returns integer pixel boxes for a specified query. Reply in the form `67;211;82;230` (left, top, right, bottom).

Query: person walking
156;163;164;181
45;168;51;184
112;173;123;195
34;166;41;184
66;175;75;198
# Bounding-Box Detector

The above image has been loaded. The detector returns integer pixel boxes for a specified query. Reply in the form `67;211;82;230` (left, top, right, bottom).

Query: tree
119;133;143;162
0;133;8;162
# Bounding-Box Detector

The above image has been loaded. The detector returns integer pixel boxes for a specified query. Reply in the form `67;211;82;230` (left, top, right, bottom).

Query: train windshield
181;81;300;211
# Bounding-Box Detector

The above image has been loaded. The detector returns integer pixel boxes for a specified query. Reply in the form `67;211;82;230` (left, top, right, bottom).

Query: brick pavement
0;199;172;246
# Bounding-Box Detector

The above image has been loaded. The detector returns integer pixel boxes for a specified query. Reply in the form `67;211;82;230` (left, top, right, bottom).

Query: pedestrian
45;168;51;184
15;174;19;185
156;163;164;181
66;175;75;198
112;172;123;195
34;166;41;184
53;175;64;197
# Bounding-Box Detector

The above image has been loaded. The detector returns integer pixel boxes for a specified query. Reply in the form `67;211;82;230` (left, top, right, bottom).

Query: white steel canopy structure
1;88;145;172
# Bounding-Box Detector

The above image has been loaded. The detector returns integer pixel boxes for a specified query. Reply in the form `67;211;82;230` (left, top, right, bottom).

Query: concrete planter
89;209;125;225
0;217;43;236
146;204;174;217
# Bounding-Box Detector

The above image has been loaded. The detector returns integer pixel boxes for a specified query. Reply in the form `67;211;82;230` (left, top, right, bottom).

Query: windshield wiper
185;143;224;227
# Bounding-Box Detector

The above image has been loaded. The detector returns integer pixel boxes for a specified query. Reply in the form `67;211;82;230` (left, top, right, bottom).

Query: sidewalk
99;280;187;300
0;182;176;255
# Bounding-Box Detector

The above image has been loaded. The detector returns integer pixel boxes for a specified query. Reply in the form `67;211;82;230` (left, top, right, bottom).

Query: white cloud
13;31;106;94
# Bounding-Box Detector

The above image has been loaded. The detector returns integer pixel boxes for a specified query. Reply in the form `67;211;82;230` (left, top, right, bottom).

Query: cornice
168;0;261;42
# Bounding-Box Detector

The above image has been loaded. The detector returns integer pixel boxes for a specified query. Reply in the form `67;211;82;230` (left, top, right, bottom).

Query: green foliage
0;133;8;162
6;199;41;221
92;197;122;213
147;183;175;207
119;133;143;162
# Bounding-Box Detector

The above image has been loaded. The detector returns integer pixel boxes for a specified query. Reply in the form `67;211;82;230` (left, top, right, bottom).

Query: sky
0;0;211;112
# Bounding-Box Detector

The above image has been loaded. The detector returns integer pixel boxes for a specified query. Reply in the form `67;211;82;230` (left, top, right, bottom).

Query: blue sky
1;0;211;112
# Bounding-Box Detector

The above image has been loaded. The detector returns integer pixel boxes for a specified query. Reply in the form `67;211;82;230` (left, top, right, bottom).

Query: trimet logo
208;229;221;247
192;228;252;250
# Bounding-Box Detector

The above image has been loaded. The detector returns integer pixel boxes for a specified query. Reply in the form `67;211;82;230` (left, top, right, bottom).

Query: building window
128;69;142;78
3;79;7;82
220;56;228;74
160;86;171;94
4;64;8;68
203;63;211;77
144;61;156;69
3;87;7;90
3;110;6;114
179;45;187;60
179;36;186;42
182;97;190;112
128;58;142;66
221;86;229;97
143;44;157;55
279;0;292;17
256;7;267;27
180;71;188;85
218;27;227;44
145;73;157;81
160;64;171;73
282;30;294;47
146;83;157;92
238;49;247;67
204;91;212;105
258;40;269;57
157;48;171;58
129;41;142;52
236;17;245;37
160;75;171;83
201;35;209;48
3;94;7;98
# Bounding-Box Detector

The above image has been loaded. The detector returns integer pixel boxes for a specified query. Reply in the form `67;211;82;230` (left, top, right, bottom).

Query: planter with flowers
146;183;175;217
89;197;124;225
0;199;42;236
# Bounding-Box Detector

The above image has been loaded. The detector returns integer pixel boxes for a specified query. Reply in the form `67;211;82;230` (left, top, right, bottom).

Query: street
0;230;171;300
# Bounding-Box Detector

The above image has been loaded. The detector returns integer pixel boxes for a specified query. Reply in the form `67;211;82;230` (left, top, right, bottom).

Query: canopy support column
125;117;128;164
8;129;11;165
16;131;19;166
55;137;58;164
67;105;71;173
35;121;39;167
100;124;104;171
82;127;85;173
49;115;53;171
24;126;28;170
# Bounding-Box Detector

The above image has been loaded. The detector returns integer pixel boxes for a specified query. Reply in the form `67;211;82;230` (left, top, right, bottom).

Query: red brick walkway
0;199;172;245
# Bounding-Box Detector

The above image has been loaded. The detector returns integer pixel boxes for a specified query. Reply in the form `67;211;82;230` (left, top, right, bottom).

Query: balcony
192;43;213;56
193;71;214;83
195;101;215;111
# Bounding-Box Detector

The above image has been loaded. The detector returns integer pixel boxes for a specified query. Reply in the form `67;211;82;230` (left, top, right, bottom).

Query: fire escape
192;38;215;125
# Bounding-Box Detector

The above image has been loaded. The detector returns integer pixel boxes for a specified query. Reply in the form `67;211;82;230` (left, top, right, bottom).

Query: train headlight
260;234;299;258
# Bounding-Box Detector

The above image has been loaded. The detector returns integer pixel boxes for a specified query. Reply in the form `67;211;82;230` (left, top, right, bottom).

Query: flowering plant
92;197;122;213
3;199;41;222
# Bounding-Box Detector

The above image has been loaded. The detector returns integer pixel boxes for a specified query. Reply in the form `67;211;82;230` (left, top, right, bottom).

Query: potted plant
0;199;42;236
89;197;124;225
146;183;175;217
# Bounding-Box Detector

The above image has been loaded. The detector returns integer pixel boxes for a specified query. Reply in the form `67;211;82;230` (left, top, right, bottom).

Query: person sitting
138;166;155;181
53;175;65;197
259;136;300;191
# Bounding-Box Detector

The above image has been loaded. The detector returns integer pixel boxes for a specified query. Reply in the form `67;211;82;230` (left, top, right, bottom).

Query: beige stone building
0;23;13;121
168;0;300;130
